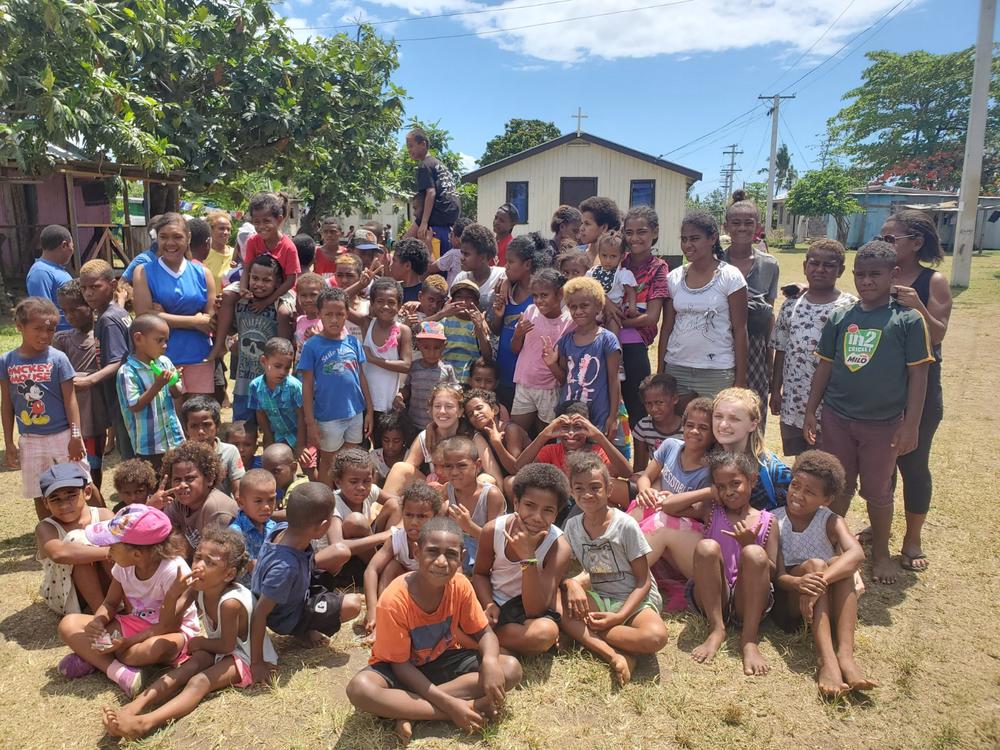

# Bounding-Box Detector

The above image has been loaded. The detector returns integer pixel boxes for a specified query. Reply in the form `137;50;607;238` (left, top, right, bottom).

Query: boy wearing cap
398;321;458;430
428;281;493;382
35;464;114;615
390;238;431;304
249;482;363;682
348;228;385;275
57;504;200;696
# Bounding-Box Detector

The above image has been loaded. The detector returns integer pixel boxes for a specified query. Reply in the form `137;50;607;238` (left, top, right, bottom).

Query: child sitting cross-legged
363;481;441;637
774;450;874;697
57;505;201;697
669;450;778;676
561;452;669;686
473;464;572;656
250;482;363;669
101;529;278;739
346;517;523;745
313;449;400;588
437;436;506;574
228;468;278;586
35;464;114;615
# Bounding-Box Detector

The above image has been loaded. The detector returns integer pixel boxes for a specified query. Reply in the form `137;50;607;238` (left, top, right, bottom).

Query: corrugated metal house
462;132;701;256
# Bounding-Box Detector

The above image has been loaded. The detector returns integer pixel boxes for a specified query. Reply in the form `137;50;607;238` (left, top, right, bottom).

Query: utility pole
720;144;743;198
759;94;795;233
951;0;996;288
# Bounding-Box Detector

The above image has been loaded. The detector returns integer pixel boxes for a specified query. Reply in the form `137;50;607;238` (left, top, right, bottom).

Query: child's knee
740;544;769;569
342;513;371;538
694;538;722;560
799;558;828;574
341;593;363;622
345;670;378;705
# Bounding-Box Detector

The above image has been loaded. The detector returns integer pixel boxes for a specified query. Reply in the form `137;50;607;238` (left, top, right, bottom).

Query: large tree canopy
479;118;561;167
0;0;404;217
827;48;1000;191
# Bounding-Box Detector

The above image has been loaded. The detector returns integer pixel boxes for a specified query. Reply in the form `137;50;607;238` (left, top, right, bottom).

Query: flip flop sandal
901;553;929;571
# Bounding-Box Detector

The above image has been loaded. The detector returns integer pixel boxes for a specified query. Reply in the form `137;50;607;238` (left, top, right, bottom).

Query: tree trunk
835;215;849;245
148;183;180;217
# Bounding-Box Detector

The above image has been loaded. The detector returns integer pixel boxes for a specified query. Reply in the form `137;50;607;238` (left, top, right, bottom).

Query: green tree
687;187;728;220
479;119;561;167
0;1;404;220
759;143;798;192
784;166;862;244
827;48;1000;191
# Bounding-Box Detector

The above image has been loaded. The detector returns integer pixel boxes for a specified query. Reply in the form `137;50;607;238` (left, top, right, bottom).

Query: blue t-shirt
250;523;311;635
121;247;157;283
0;347;74;435
144;258;211;365
26;259;73;331
651;438;710;493
297;334;366;421
557;327;621;429
497;293;533;386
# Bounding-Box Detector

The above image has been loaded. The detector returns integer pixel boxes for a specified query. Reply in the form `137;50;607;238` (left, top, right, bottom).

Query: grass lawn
0;251;998;749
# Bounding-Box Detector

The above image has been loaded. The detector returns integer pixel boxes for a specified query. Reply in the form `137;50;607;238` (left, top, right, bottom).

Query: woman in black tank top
877;210;953;573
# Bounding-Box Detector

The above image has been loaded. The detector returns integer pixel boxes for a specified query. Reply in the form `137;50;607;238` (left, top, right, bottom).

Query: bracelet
519;558;538;570
70;423;82;439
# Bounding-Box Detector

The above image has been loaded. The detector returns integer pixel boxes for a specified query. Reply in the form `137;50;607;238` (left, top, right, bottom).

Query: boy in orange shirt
345;517;522;744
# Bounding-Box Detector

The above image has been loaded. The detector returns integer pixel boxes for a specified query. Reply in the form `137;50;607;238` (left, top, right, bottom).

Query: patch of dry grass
1;253;998;749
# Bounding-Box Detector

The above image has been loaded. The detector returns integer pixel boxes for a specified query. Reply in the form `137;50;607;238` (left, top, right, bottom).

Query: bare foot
816;660;847;698
102;707;151;739
691;629;726;664
838;653;878;691
871;557;898;584
394;719;413;745
742;642;770;676
302;629;329;647
609;652;634;686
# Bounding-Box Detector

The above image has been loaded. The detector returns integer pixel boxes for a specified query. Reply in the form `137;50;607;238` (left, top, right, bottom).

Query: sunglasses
874;233;917;244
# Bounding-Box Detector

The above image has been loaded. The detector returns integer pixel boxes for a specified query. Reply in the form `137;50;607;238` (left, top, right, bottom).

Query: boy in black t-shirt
405;127;461;253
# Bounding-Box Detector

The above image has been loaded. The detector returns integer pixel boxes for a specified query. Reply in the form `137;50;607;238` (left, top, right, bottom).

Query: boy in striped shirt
435;280;492;381
115;314;184;471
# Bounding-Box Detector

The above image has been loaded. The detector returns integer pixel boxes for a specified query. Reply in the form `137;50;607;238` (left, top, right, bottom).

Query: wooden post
121;177;132;262
64;172;80;272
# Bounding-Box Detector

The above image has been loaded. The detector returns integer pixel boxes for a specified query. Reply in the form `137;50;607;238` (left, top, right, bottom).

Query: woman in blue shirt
132;213;217;396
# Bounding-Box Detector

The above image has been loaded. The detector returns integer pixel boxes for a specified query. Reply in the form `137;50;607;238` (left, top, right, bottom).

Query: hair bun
731;189;748;203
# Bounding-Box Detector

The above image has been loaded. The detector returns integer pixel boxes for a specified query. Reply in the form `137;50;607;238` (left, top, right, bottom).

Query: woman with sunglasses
874;210;952;574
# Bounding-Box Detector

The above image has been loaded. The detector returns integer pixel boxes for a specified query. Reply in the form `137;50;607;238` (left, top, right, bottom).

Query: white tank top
775;506;837;568
362;322;402;412
198;583;277;667
490;513;563;606
389;526;419;571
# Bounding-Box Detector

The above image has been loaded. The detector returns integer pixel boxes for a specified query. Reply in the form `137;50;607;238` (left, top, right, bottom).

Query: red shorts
116;614;190;667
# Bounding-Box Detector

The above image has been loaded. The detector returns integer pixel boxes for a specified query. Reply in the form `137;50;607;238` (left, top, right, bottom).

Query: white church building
462;131;701;256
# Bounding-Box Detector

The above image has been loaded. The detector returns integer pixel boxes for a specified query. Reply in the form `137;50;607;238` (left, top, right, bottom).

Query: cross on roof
572;107;588;135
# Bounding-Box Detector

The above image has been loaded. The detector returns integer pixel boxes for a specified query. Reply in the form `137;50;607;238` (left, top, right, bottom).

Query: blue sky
277;0;991;196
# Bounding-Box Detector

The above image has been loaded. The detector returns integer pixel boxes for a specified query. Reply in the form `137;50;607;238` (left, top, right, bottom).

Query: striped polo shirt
116;354;185;456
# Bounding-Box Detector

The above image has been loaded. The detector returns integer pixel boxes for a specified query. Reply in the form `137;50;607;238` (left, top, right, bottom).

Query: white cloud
385;0;919;64
458;152;478;173
284;16;314;42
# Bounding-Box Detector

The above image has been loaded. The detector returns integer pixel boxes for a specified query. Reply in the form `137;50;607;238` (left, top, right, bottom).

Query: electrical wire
779;109;813;171
760;0;858;93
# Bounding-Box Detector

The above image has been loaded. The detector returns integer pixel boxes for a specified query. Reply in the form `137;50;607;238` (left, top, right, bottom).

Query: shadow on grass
0;601;61;650
333;709;497;750
0;531;40;576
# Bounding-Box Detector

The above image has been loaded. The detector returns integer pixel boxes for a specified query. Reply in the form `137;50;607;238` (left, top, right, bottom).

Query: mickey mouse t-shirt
0;348;74;435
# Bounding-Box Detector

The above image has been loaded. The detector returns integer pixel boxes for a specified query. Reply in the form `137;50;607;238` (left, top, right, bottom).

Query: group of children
2;182;941;740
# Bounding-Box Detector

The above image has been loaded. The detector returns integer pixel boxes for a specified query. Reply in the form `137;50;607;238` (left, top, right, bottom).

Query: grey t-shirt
565;508;661;609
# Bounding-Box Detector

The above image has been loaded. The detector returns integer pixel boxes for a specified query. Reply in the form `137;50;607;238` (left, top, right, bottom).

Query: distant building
462;131;701;259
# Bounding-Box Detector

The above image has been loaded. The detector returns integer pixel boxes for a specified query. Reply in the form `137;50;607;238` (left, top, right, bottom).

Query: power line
778;0;913;94
293;0;580;31
761;0;858;93
660;104;767;157
779;109;813;171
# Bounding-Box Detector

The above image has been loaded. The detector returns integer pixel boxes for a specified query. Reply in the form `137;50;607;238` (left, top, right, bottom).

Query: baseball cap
39;463;90;497
85;504;173;547
415;320;447;341
348;229;379;251
450;279;481;299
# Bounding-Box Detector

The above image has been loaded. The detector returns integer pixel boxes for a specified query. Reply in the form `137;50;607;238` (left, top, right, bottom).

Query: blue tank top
497;291;533;385
145;258;211;365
